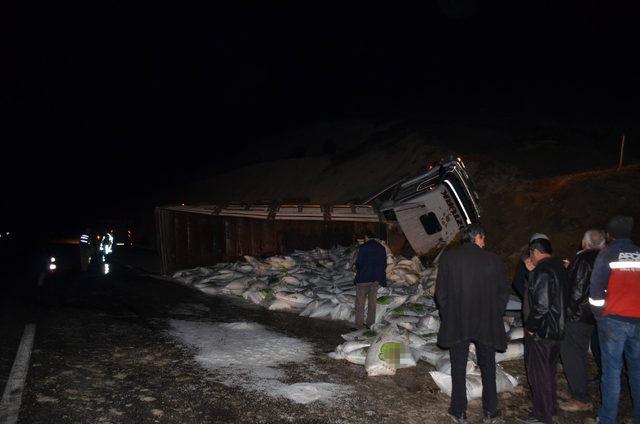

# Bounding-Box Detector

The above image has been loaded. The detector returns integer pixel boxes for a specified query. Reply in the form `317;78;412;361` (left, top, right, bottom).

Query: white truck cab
367;158;481;256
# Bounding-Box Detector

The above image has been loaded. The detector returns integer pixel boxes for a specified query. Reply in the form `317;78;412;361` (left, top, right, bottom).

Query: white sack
345;347;368;365
274;292;313;308
415;315;440;334
411;343;447;366
364;327;413;376
242;289;264;305
341;328;378;342
330;303;354;322
495;342;525;362
340;340;372;353
223;277;253;295
430;365;518;399
435;357;476;375
508;327;525;341
308;300;336;319
268;299;296;311
198;285;222;296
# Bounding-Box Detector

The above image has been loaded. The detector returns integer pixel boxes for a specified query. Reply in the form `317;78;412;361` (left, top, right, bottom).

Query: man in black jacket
436;224;509;423
512;233;550;299
559;229;605;412
517;238;569;424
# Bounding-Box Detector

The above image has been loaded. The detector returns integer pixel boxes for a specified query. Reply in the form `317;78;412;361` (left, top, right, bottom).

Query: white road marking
0;324;37;424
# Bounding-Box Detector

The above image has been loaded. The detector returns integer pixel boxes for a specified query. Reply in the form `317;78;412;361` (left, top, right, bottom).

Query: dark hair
462;223;485;243
357;229;376;239
529;238;553;255
606;216;634;239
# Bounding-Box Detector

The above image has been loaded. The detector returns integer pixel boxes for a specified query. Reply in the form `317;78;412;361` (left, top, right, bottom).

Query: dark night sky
7;2;638;236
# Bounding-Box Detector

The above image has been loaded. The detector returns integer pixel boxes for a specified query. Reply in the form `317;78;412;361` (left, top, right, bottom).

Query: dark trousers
80;248;92;272
525;333;560;424
560;321;594;402
449;340;498;417
591;322;602;375
354;282;378;327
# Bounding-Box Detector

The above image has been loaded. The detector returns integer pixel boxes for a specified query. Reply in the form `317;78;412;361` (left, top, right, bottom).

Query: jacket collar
609;238;632;246
462;242;481;250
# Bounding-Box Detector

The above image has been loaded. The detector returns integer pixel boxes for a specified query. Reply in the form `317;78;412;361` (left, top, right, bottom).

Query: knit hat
606;216;634;239
529;233;550;243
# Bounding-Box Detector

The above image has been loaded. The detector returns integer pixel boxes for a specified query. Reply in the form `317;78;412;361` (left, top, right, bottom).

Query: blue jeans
597;317;640;424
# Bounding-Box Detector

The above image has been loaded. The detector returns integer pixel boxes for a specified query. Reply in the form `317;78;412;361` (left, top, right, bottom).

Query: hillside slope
182;118;640;271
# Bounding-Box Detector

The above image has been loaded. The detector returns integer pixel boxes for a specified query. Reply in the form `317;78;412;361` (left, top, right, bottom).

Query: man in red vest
589;216;640;424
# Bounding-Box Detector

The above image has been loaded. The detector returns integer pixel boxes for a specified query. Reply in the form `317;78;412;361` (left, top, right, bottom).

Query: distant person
100;231;114;256
353;231;387;329
436;224;509;424
589;216;640;424
512;233;550;299
559;229;605;413
79;227;93;272
517;238;568;424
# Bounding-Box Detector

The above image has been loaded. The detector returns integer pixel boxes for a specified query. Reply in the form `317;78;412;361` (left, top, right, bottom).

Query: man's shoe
447;412;467;423
482;410;502;423
559;399;593;412
515;414;544;424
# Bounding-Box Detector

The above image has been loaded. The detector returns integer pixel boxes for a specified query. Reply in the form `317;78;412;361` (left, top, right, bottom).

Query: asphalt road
1;250;634;424
0;255;366;424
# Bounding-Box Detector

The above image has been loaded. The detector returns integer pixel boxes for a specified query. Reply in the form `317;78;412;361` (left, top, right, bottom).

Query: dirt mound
481;164;640;273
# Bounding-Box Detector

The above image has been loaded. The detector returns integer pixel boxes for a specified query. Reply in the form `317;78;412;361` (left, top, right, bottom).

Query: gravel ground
9;267;635;423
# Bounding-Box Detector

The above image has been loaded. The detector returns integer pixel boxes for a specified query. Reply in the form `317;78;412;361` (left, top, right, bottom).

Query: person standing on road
559;229;605;413
436;223;509;424
589;216;640;424
512;233;550;299
353;230;387;329
100;230;114;256
517;238;568;424
79;227;93;272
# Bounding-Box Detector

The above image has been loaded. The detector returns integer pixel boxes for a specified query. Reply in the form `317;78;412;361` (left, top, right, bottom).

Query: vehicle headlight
49;263;57;270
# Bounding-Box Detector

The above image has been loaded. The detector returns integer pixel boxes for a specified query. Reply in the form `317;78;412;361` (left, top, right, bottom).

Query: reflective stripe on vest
609;261;640;269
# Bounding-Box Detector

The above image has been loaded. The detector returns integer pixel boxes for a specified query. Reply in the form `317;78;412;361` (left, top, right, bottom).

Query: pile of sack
171;243;525;399
172;244;434;322
329;311;524;399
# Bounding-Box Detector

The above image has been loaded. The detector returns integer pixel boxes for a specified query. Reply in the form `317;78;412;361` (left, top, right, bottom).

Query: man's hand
524;257;535;271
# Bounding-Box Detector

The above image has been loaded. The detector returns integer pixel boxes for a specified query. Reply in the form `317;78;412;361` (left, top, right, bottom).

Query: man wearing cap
512;233;549;299
589;216;640;424
517;237;569;424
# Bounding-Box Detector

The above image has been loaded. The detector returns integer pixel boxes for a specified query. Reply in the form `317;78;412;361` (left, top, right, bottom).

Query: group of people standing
434;216;639;424
353;217;639;423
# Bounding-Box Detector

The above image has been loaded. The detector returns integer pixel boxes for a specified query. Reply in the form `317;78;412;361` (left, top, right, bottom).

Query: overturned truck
155;158;481;275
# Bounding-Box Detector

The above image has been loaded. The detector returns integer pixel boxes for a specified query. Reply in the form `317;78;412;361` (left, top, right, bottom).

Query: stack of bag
171;244;525;399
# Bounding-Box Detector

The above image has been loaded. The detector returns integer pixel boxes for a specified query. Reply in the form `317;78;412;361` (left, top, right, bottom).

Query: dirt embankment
479;164;640;273
182;118;640;275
